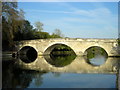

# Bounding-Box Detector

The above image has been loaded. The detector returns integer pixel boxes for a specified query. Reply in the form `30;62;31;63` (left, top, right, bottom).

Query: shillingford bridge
15;38;119;57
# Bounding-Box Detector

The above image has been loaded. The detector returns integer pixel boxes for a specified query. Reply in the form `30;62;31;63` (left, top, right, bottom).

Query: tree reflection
52;72;61;77
44;54;76;67
2;61;46;88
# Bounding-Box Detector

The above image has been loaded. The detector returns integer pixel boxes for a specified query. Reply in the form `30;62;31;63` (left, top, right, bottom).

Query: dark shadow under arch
18;46;38;63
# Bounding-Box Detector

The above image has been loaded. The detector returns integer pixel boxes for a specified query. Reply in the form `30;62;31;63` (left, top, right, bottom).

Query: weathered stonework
15;38;119;56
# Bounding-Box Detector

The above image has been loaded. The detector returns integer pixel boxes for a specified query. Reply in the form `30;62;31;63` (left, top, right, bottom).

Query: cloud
25;9;73;14
36;7;117;25
41;7;117;38
23;2;118;38
26;7;113;18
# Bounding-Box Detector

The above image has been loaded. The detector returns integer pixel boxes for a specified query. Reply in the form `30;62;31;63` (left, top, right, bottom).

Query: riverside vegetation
2;2;64;51
2;2;120;56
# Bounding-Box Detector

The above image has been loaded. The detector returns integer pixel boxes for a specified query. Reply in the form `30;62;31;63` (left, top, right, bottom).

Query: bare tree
54;29;64;37
34;21;43;32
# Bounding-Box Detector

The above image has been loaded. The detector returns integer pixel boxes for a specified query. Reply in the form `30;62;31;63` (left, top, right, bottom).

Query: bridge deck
16;38;117;42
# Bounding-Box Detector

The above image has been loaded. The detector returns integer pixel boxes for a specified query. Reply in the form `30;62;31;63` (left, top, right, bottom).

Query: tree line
2;2;64;51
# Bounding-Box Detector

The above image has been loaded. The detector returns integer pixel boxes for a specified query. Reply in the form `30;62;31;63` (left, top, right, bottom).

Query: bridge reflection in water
14;54;120;74
3;53;120;88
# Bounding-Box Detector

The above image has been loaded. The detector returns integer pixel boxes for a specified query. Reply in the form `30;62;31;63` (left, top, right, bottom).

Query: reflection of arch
18;46;38;63
84;46;108;56
44;54;76;67
43;43;76;55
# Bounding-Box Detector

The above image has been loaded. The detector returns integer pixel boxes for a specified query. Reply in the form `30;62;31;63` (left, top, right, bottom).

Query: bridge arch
15;38;119;57
84;46;108;56
43;43;76;55
18;46;38;63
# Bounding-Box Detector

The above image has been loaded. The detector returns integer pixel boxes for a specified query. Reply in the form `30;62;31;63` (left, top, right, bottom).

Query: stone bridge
15;38;119;56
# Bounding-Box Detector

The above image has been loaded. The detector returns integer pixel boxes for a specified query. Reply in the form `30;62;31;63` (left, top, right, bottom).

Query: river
2;52;120;88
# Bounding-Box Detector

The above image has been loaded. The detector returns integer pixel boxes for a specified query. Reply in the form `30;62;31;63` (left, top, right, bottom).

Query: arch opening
44;44;76;67
84;46;108;66
44;43;76;55
18;46;38;63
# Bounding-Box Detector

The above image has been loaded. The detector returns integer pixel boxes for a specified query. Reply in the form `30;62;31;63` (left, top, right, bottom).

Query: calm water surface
2;53;120;88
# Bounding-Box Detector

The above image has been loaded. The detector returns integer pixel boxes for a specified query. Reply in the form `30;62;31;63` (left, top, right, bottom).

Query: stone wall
15;38;119;56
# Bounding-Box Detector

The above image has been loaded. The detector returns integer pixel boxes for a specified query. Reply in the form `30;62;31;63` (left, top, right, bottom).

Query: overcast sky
18;2;118;38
